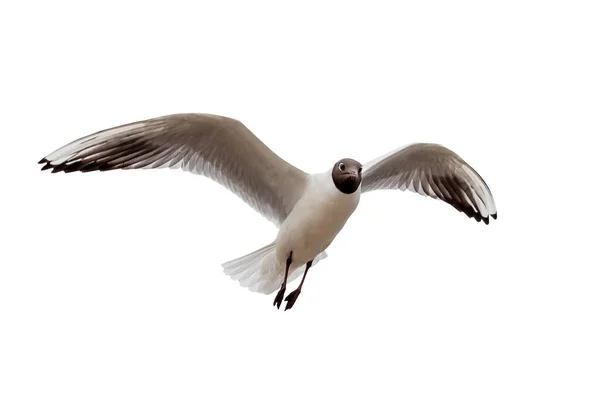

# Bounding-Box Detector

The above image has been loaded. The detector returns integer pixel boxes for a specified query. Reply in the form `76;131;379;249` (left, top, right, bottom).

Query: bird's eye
358;167;362;173
338;163;345;171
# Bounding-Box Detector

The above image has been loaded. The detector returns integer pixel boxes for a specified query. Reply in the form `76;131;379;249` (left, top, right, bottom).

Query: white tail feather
222;242;327;294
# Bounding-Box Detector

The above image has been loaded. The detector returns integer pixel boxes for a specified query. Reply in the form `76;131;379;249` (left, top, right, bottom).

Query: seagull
39;113;497;310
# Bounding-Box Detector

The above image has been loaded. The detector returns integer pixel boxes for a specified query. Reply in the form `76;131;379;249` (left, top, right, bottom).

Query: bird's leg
284;260;313;311
273;251;293;309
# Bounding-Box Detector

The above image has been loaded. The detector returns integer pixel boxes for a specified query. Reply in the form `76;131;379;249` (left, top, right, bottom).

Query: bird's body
40;113;497;310
275;171;361;275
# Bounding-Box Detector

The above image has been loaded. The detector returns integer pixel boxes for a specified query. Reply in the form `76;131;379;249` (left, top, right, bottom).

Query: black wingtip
491;213;497;220
38;158;48;164
41;163;53;171
50;163;69;173
483;217;489;225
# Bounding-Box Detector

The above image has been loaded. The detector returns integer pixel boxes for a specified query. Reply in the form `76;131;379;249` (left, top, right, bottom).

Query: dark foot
284;289;301;311
273;286;286;309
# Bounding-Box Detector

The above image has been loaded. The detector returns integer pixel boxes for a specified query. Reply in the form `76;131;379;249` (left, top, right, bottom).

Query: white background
1;1;599;399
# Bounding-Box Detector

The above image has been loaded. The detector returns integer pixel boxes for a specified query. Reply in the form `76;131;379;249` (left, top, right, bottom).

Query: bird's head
332;158;362;194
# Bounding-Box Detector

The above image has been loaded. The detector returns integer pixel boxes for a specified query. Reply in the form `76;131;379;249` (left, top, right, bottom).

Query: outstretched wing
361;143;497;224
39;113;308;226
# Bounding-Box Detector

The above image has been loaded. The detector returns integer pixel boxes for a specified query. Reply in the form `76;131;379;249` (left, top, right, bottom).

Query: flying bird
39;113;497;310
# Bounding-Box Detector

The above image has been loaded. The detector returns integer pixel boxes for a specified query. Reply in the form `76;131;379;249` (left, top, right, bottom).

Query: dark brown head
332;158;362;194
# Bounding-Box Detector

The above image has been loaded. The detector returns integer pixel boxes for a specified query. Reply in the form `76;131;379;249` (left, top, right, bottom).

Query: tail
222;242;327;294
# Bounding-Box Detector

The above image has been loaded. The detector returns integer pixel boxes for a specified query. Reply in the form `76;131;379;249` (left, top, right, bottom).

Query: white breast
275;172;361;268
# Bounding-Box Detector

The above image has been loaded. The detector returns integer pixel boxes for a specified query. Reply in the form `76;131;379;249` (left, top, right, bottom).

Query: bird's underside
39;113;497;310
